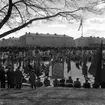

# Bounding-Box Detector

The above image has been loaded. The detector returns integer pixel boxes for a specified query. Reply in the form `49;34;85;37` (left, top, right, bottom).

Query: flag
88;41;103;84
78;18;83;31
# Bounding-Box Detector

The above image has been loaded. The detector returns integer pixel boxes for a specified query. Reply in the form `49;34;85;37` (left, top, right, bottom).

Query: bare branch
13;4;24;24
0;0;104;38
0;8;81;38
0;0;12;29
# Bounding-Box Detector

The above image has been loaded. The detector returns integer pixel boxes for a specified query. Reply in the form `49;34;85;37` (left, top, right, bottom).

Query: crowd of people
53;77;100;88
0;46;104;90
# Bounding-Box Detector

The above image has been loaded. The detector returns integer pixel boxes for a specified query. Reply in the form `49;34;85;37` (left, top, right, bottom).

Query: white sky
3;15;105;40
1;13;105;40
1;0;105;39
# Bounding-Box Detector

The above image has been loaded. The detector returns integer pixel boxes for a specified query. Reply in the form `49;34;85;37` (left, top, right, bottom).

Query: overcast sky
2;13;105;39
3;15;104;39
1;0;105;39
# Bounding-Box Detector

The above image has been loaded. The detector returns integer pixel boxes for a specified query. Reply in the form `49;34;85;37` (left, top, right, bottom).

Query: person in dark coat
92;82;100;88
29;70;36;89
53;78;59;87
73;78;81;88
65;76;73;87
0;65;1;88
43;77;50;87
6;68;11;88
59;78;65;87
36;77;43;88
100;64;105;88
45;65;49;77
10;68;15;88
83;80;91;88
0;65;5;88
15;67;23;89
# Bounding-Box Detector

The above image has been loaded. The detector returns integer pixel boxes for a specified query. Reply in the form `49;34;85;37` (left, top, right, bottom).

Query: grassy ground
0;87;105;105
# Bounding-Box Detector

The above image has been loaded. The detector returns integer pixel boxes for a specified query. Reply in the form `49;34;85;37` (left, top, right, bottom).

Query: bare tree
0;0;104;38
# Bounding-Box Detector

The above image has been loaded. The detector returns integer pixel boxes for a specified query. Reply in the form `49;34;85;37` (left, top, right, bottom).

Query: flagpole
81;18;83;37
78;18;84;65
81;18;84;68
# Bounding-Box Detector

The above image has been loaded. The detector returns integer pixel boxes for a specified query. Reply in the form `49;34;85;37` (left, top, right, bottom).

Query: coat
0;67;5;81
29;71;36;85
15;70;23;85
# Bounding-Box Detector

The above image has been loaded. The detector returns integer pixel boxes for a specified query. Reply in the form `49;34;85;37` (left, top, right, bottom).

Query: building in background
19;32;74;47
0;33;105;48
75;36;89;47
0;37;20;47
75;36;105;48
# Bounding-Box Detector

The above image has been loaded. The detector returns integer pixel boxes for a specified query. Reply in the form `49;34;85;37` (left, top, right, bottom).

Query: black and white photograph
0;0;105;105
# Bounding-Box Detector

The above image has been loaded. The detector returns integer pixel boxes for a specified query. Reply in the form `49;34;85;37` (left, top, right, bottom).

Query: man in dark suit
0;64;5;88
15;67;23;89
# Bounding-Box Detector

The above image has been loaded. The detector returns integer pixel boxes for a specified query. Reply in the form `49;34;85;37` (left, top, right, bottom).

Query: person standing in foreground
0;64;5;88
6;67;11;88
15;67;23;89
29;70;36;89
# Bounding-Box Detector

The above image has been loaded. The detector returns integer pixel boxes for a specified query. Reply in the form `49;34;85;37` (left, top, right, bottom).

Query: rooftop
75;36;105;40
21;32;73;38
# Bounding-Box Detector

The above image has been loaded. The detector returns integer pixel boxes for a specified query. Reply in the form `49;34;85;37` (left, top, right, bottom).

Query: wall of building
75;36;105;48
88;37;101;46
19;35;27;47
1;33;105;48
19;33;74;47
0;38;20;47
75;36;89;47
